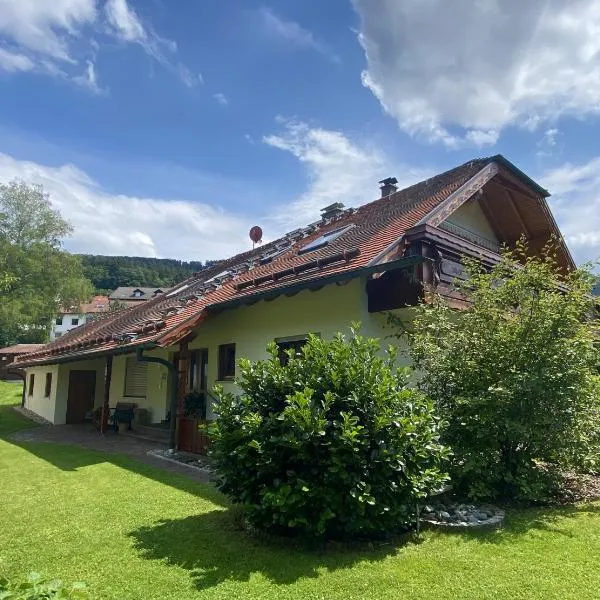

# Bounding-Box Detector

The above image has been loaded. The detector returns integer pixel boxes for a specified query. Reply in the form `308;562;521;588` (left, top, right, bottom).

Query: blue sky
0;0;599;265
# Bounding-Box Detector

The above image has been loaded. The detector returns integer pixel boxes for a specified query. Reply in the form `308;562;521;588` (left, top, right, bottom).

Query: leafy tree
211;328;449;538
405;242;600;501
0;180;93;347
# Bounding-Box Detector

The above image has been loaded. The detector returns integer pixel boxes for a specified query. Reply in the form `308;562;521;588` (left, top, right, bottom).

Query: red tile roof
14;157;497;367
0;344;46;355
59;295;110;315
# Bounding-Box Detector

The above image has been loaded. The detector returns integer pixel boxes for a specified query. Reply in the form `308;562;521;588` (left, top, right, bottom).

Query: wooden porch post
100;355;112;435
177;341;190;415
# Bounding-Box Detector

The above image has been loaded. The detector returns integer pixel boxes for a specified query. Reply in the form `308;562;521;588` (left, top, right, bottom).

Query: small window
298;225;353;255
28;373;35;396
276;336;309;366
218;343;236;380
55;317;63;325
44;372;52;397
124;356;147;397
71;317;79;326
55;332;63;338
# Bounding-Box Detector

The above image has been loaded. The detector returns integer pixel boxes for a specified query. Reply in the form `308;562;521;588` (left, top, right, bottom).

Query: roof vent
320;202;345;220
379;177;398;197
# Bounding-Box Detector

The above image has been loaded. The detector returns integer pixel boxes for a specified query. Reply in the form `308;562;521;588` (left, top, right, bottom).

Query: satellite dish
249;226;263;247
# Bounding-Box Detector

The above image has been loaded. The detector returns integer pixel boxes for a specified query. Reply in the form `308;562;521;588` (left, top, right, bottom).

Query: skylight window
166;284;190;298
204;270;232;284
298;225;354;255
260;248;287;265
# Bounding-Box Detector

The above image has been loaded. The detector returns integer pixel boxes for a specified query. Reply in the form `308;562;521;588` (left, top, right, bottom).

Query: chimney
379;177;398;198
320;202;345;220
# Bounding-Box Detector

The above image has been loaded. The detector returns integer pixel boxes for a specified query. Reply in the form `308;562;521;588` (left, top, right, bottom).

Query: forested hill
78;255;220;292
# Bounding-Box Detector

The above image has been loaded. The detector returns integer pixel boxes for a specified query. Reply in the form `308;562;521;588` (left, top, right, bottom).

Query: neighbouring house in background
50;295;111;341
109;287;170;307
15;155;574;452
0;344;45;381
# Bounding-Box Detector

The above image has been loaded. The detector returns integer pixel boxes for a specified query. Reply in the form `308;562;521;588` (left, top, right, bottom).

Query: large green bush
406;243;600;501
211;328;449;538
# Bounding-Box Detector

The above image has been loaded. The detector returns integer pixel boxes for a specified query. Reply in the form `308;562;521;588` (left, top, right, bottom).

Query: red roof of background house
0;344;45;355
59;295;110;315
15;155;558;367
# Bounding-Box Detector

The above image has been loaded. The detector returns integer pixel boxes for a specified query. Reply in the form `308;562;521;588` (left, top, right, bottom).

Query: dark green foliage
406;242;600;502
183;390;206;419
78;255;217;292
211;328;449;538
0;572;88;599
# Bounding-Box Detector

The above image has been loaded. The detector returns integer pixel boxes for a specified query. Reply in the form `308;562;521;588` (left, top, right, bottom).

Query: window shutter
125;357;147;397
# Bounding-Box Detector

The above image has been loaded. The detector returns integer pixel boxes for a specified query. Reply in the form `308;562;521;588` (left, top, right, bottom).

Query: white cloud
104;0;145;43
263;118;430;227
353;0;600;147
0;46;34;72
214;92;229;106
541;158;600;264
0;0;96;62
259;6;337;61
0;0;197;89
73;59;103;94
0;152;252;261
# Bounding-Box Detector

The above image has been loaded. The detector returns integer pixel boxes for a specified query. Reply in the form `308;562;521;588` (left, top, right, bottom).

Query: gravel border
147;448;215;480
420;503;505;530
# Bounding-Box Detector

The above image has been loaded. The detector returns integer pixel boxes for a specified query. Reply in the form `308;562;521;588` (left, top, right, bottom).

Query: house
50;295;111;341
109;287;170;307
0;344;45;381
14;155;573;445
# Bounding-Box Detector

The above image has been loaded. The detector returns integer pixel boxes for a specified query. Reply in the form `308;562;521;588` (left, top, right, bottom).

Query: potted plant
183;390;206;420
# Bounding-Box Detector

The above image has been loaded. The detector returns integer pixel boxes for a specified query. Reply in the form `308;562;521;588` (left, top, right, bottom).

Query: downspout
136;347;179;450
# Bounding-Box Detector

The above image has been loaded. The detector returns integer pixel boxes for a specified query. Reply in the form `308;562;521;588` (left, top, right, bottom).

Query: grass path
1;380;599;599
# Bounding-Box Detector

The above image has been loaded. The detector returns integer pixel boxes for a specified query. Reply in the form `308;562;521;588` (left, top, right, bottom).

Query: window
28;373;35;396
276;336;309;366
71;317;79;326
298;225;354;255
218;344;236;380
124;356;147;397
55;332;63;338
189;350;208;392
55;317;63;325
44;372;52;397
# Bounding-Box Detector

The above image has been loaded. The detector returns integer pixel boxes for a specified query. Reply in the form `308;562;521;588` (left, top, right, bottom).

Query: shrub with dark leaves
211;328;449;538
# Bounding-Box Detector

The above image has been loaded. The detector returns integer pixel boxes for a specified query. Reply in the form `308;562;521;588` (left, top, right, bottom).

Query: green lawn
1;380;599;599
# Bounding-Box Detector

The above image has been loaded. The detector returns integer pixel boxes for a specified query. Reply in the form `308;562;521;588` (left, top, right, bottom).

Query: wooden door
66;370;96;424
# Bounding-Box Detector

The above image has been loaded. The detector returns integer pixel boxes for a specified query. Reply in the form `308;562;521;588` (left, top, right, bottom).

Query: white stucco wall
23;365;59;423
187;277;408;418
445;197;498;243
50;313;88;341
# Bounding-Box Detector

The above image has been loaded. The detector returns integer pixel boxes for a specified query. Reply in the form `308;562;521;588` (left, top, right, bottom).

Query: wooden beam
100;355;112;435
505;189;530;238
177;341;190;415
479;192;508;244
421;162;500;228
495;168;541;200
